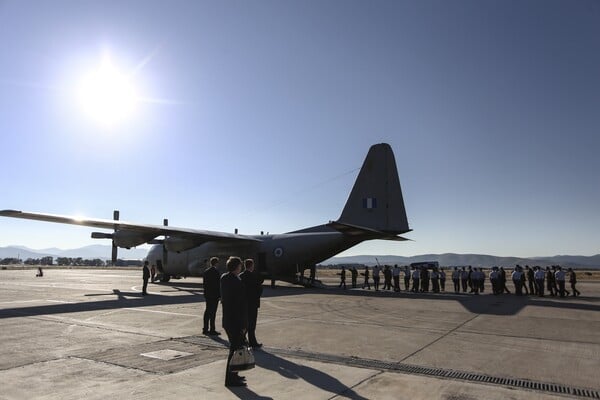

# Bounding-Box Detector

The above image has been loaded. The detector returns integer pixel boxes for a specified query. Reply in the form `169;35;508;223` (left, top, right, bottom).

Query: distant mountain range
1;245;599;268
0;245;148;261
324;253;600;269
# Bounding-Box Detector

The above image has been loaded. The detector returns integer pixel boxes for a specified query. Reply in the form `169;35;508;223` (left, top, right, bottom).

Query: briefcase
230;346;255;371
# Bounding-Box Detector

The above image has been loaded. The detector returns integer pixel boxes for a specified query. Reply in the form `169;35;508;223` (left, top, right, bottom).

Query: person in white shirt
554;266;569;297
403;266;411;291
431;269;440;293
489;267;499;294
452;267;460;293
460;267;469;293
372;265;381;291
511;266;523;296
411;266;420;292
534;266;545;297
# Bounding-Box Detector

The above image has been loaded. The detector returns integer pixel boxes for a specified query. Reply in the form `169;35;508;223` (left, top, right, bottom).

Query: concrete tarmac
1;269;599;399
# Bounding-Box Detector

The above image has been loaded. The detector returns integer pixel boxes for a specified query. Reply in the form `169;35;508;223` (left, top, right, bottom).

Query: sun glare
78;55;137;126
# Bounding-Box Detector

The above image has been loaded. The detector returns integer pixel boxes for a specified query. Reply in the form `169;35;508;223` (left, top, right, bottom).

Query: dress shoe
202;330;209;335
208;330;221;336
251;343;263;349
225;377;247;387
225;380;247;387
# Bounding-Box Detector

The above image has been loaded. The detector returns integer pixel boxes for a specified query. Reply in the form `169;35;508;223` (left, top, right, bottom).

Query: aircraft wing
0;209;261;246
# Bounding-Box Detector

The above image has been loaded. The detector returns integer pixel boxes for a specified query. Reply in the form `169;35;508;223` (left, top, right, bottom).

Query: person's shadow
255;350;370;400
226;386;273;400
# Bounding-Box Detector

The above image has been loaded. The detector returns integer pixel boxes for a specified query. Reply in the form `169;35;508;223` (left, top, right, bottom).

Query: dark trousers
247;306;259;346
461;279;468;292
142;278;149;294
363;277;370;289
528;280;535;295
536;279;544;296
412;278;420;292
547;280;555;296
557;280;567;297
490;279;498;294
393;276;400;291
440;279;445;291
432;279;439;293
203;298;219;332
404;276;410;291
513;279;522;295
453;278;460;293
571;282;580;297
373;276;380;291
225;329;245;383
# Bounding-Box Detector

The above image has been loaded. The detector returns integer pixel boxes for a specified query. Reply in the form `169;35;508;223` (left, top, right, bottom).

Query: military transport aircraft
0;143;411;284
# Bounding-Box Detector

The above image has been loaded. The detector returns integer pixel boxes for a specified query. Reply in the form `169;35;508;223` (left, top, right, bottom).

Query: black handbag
230;346;255;371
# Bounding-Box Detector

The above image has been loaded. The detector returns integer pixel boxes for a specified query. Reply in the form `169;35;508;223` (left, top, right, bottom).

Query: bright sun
78;55;137;126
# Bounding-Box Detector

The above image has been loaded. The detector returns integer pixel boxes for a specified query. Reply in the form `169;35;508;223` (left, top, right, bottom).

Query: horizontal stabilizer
327;221;410;241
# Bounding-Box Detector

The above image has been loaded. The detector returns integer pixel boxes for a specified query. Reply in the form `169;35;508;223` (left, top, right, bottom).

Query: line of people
338;264;581;298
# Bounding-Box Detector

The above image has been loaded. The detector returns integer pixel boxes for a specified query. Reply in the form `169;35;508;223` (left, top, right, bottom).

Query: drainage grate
181;335;600;399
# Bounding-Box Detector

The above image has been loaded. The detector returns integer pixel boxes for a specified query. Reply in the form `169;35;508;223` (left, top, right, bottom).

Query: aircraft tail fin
337;143;410;234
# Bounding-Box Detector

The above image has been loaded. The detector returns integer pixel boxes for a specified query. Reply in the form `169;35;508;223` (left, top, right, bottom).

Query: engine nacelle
112;230;158;248
164;237;201;252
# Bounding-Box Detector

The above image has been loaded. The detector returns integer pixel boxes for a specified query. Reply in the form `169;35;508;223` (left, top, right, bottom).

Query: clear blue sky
1;0;599;257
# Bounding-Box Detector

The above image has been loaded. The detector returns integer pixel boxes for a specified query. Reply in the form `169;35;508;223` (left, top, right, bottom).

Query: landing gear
159;273;171;283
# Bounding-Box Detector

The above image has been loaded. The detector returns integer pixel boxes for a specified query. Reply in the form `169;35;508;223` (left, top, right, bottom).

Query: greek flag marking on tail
363;197;377;209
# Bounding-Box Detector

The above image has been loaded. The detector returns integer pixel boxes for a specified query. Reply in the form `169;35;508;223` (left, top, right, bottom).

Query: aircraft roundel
273;247;284;258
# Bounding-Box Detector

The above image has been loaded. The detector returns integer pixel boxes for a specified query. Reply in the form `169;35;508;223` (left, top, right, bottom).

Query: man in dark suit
240;258;264;348
142;261;150;295
221;256;248;387
203;257;221;336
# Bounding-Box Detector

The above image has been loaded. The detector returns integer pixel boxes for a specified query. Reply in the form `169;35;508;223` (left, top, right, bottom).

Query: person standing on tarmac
203;257;221;336
546;266;556;296
362;266;371;290
373;264;381;291
452;267;460;293
460;267;469;293
350;266;358;288
220;256;248;387
142;261;150;295
338;266;347;290
439;268;446;292
411;266;420;292
534;266;545;297
240;258;263;348
404;265;411;291
393;265;400;292
555;266;569;297
526;266;535;295
568;268;581;297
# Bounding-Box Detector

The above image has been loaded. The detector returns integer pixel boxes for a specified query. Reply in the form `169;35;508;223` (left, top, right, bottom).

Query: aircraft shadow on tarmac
1;282;598;319
257;285;600;316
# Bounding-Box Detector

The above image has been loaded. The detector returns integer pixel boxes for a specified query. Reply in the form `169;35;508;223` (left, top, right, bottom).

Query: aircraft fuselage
146;227;363;282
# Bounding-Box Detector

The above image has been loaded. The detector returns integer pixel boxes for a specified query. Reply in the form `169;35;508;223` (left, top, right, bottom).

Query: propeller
163;218;169;271
90;210;120;266
112;210;119;265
